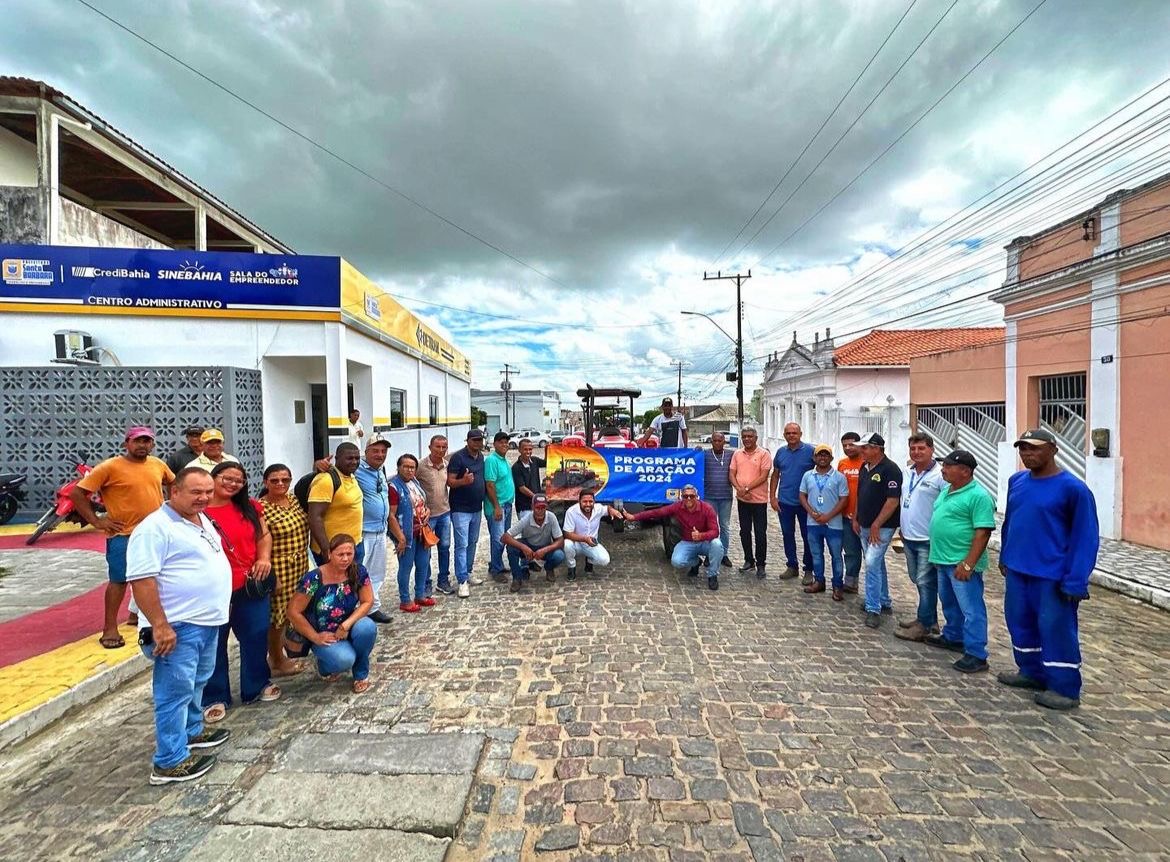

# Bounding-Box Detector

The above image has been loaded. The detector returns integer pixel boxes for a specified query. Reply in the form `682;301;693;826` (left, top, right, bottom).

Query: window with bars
1038;373;1086;435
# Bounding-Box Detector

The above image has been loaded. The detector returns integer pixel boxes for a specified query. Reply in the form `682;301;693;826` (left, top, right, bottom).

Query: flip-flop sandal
259;684;282;702
352;679;371;694
270;662;306;678
98;635;125;649
203;703;227;724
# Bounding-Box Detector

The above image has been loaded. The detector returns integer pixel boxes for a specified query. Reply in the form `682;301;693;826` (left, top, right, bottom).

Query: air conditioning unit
52;330;98;365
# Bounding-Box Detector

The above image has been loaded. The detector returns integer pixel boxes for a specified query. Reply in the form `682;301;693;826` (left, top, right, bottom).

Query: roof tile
832;328;1004;366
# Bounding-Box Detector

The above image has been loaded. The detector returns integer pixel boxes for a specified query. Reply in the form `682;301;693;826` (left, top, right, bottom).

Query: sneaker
756;566;766;580
399;602;421;613
1035;690;1080;711
417;597;436;607
996;671;1045;691
803;581;825;594
468;575;485;586
687;564;700;577
738;561;757;573
779;566;798;580
187;728;230;751
953;654;989;674
435;582;456;596
894;621;929;642
367;610;394;624
457;582;471;598
708;576;718;591
149;753;216;785
864;612;881;629
584;561;594;574
509;579;522;593
924;634;964;653
567;566;577;580
801;572;815;586
720;557;732;568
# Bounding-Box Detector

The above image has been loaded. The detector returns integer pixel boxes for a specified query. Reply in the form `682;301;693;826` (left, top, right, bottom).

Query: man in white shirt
895;432;947;643
346;409;365;446
126;467;233;786
562;490;624;580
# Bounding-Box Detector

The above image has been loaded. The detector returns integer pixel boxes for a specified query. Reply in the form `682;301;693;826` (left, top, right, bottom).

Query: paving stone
565;778;606;802
638;823;686;847
224;772;473;837
507;763;538;781
574;802;614;825
588;822;631;845
278;732;484;775
535;824;580;852
471;782;496;814
524;803;565;825
498;785;521;816
624;756;673;777
610;777;641;801
691;778;729;800
731;802;768;837
182;826;448;862
648;777;686;800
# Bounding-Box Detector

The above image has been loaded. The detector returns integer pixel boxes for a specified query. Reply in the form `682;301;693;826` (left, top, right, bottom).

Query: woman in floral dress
260;463;309;676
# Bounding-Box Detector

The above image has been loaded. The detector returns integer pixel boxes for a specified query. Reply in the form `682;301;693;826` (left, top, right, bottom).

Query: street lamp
680;310;744;427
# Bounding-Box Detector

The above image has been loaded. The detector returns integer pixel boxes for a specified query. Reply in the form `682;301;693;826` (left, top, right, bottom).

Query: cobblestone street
1;511;1169;861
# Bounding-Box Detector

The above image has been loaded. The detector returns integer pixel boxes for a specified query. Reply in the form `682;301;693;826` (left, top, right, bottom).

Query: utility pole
701;270;750;427
500;364;519;430
673;361;685;406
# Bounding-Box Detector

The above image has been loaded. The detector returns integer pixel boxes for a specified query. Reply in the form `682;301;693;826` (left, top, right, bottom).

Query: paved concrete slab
225;771;474;837
182;825;449;862
278;730;484;775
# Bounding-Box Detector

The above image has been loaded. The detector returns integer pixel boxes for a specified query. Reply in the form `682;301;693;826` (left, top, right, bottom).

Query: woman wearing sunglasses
201;461;279;724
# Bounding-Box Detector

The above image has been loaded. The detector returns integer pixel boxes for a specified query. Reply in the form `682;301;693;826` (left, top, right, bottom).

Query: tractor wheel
661;520;682;559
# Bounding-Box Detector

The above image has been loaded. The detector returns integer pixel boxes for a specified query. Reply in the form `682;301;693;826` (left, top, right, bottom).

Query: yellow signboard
340;261;471;377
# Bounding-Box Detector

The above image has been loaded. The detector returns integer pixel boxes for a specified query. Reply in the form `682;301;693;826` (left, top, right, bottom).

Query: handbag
419;522;440;548
242;571;277;600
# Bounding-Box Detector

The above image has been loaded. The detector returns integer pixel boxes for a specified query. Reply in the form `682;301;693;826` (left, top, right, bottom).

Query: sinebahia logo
1;258;54;285
159;260;222;281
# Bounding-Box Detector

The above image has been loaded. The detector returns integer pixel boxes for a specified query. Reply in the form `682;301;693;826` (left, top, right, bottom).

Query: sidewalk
0;524;146;750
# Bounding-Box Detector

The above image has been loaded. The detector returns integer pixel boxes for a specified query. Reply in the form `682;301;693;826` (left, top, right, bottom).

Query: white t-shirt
563;502;606;541
900;461;946;541
125;504;232;628
347;421;365;446
650;412;687;447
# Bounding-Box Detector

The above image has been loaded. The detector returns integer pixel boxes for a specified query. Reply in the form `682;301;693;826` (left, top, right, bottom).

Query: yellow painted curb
0;521;92;538
0;624;139;724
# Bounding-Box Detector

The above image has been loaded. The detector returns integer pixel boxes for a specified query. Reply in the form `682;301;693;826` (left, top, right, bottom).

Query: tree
471;405;487;427
640;408;660;430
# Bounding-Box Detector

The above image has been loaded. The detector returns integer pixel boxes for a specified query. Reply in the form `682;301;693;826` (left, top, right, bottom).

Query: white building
0;77;470;511
761;328;1003;453
472;388;562;434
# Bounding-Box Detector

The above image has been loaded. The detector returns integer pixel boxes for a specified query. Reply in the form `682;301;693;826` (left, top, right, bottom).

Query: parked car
509;429;552;448
550;431;567;444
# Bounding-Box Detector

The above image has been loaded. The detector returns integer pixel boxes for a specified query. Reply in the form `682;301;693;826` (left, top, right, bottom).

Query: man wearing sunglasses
626;484;724;590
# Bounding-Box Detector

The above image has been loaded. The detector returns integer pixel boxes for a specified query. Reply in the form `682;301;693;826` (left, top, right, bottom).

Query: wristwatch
959;561;973;572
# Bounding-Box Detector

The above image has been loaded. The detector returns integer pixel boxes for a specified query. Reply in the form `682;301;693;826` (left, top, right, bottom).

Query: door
310;384;329;461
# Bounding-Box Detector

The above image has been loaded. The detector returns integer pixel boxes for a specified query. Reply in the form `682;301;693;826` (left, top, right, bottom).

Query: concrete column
324;323;349;452
35;106;59;243
194;201;207;251
1086;259;1122;539
997;319;1020;510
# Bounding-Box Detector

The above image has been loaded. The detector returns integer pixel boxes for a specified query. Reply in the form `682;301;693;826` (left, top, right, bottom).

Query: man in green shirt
484;431;516;580
925;450;996;674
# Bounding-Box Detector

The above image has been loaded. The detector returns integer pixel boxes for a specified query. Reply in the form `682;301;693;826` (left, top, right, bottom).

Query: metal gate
1038;373;1087;480
915;403;1006;496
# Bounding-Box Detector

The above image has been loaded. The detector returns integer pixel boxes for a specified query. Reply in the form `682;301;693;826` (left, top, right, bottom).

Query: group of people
705;420;1098;713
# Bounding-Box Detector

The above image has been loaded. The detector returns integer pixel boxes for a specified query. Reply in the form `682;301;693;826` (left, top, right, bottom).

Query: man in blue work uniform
998;428;1099;710
768;423;816;582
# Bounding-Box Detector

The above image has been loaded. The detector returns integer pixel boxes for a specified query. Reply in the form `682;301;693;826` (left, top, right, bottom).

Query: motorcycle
0;471;27;526
25;453;101;546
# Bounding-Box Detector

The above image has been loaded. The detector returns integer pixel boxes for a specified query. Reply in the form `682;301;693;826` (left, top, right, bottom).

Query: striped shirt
703;448;733;501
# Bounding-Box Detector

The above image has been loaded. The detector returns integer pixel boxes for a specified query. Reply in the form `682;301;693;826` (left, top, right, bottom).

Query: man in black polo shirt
854;432;903;629
448;428;487;599
512;438;546;515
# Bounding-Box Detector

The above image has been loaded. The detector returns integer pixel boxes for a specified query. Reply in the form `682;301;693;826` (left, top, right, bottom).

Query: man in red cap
71;426;175;649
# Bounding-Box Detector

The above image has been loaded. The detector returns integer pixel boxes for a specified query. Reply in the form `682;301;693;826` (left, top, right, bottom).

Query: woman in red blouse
201;462;279;723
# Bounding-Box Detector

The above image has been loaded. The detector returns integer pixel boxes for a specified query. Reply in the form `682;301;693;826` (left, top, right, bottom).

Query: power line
73;0;574;291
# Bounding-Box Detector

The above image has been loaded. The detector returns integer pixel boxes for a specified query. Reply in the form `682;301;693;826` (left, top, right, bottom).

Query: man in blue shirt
798;444;850;599
998;429;1099;711
768;423;816;581
447;428;487;599
354;434;393;624
703;431;734;569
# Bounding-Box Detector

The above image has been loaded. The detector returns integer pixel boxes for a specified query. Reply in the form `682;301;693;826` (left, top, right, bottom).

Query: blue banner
1;244;340;314
545;445;705;505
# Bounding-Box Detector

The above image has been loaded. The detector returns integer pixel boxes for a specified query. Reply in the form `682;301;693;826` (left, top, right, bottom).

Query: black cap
494;431;511;443
467;428;485;440
183;424;205;437
1013;428;1058;447
857;432;885;448
942;450;978;469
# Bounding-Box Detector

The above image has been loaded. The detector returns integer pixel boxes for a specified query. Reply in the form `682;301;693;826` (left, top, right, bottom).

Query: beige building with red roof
760;327;1003;459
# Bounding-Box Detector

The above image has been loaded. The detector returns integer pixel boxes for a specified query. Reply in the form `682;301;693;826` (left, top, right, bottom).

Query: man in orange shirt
71;426;174;649
729;426;772;579
837;431;864;593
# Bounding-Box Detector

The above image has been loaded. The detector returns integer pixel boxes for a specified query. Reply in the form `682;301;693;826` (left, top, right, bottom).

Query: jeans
1004;568;1082;698
737;501;768;567
807;524;844;589
451;510;481;584
507;540;567;580
362;531;388;612
710;499;732;560
311;616;377;681
902;539;938;628
671;538;724;578
778;503;812;572
428;512;452;587
106;534;129;583
143;621;218;769
936;564;988;660
862;526;895;613
397;538;432;603
564;540;610;569
486;501;513;574
841;516;862;586
203;592;271;708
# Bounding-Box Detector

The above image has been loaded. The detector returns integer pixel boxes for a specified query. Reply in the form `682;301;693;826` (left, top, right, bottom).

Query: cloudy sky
6;0;1170;409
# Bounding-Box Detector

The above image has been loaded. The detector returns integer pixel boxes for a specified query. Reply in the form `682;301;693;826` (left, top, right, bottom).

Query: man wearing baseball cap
926;450;996;674
854;432;902;628
998;429;1099;710
447;428;488;598
502;494;566;591
798;444;850;599
166;425;206;475
70;426;175;649
186;428;239;472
